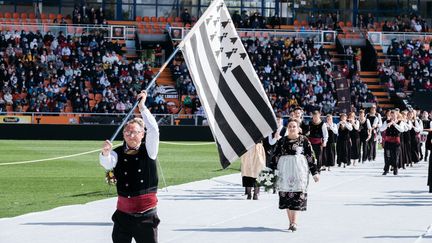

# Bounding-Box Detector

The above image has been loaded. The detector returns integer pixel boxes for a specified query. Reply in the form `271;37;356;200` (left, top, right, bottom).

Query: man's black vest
113;142;158;198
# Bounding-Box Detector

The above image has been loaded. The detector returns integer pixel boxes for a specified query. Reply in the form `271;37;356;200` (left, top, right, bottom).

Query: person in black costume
322;114;338;171
337;113;353;167
380;110;405;175
358;110;372;163
348;112;361;166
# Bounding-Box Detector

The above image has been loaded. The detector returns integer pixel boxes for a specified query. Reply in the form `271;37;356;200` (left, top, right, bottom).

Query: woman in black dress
274;118;319;231
323;114;338;171
348;111;361;166
337;113;353;167
358;110;372;163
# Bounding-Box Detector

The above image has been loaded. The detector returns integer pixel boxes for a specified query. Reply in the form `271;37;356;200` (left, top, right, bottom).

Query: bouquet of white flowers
256;167;278;192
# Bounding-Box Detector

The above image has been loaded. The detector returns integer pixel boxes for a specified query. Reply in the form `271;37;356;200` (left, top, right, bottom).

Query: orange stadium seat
143;16;150;23
150;16;157;22
158;16;166;23
135;16;142;22
20;13;27;20
0;13;4;19
175;16;181;22
40;13;47;19
48;13;55;20
4;12;11;19
166;17;173;23
12;12;19;19
29;12;35;19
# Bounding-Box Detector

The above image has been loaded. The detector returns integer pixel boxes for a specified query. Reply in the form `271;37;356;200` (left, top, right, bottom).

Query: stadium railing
0;23;136;40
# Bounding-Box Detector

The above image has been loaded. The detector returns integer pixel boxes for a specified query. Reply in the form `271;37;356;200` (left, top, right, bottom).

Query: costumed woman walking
241;142;266;200
274;118;319;232
322;114;338;171
337;113;353;167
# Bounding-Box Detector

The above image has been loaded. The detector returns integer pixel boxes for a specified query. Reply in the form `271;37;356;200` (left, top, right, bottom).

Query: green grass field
0;140;240;218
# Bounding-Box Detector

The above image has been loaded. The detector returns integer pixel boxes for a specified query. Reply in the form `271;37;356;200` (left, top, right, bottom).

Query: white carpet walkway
1;152;432;243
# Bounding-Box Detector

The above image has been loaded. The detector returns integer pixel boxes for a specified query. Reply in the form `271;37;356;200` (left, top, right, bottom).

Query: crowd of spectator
0;29;172;114
72;4;107;25
381;39;432;92
381;14;429;32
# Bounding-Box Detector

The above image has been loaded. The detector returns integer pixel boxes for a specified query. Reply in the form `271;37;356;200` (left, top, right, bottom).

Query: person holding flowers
99;91;160;243
240;141;266;200
273;118;319;232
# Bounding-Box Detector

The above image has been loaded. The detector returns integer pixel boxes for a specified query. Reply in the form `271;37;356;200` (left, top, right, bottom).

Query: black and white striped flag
178;0;277;168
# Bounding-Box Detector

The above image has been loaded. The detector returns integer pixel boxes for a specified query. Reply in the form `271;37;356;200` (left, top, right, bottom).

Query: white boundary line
414;224;432;243
0;144;121;166
0;149;102;166
0;141;215;166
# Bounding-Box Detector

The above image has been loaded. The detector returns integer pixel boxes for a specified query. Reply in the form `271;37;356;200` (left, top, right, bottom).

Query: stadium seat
48;13;55;20
158;16;166;23
151;16;157;22
138;28;146;34
29;13;35;19
175;16;181;22
12;12;19;19
166;17;173;23
135;16;142;22
40;13;47;19
20;13;27;20
4;12;11;19
143;16;150;23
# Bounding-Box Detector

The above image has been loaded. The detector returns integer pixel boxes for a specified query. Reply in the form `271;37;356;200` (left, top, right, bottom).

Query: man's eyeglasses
123;130;143;136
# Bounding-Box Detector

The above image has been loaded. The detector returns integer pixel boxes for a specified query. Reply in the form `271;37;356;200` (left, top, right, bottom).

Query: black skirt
279;191;308;211
323;143;336;166
242;176;257;187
